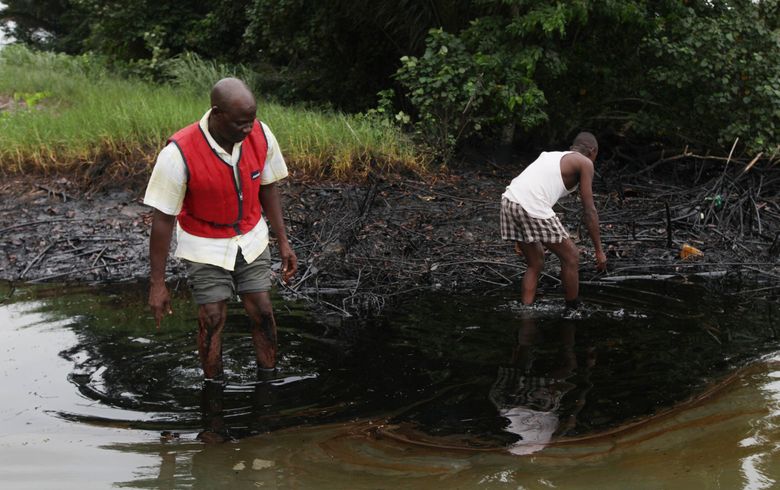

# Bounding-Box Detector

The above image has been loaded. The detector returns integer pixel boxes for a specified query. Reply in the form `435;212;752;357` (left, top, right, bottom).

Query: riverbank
2;159;778;316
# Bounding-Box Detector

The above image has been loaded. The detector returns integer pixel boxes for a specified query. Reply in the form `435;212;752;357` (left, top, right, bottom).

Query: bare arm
149;209;176;327
578;160;607;271
259;182;297;283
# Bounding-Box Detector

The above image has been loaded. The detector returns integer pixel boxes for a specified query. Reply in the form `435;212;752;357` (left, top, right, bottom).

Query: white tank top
502;151;578;219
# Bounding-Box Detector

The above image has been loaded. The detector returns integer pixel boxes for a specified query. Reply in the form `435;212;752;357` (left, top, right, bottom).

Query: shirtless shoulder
560;152;591;189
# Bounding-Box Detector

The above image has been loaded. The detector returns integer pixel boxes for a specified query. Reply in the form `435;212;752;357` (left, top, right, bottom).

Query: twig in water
0;284;16;305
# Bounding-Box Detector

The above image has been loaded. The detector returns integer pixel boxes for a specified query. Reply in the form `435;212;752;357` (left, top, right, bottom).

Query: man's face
212;101;257;145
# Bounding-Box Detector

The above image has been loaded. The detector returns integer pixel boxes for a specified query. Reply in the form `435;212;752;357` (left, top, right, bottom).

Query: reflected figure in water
198;381;230;443
489;314;594;455
144;77;297;380
197;370;280;443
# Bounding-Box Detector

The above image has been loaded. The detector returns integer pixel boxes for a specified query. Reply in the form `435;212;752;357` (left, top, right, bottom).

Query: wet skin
196;291;278;379
148;79;297;379
516;148;607;305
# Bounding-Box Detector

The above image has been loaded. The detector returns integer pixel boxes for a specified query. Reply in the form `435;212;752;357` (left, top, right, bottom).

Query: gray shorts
500;198;570;243
185;247;272;305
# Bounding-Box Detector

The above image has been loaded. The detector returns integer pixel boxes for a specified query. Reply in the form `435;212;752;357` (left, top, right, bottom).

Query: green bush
641;3;780;153
388;27;548;161
388;29;488;161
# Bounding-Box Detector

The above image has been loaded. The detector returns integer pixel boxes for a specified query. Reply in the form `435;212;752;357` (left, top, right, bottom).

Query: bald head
210;77;255;110
571;132;597;153
570;132;598;162
208;78;258;148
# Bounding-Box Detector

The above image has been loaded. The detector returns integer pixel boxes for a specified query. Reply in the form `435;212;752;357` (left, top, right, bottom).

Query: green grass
0;46;426;181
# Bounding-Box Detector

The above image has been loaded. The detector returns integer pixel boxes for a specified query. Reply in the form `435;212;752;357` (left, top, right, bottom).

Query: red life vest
169;120;268;238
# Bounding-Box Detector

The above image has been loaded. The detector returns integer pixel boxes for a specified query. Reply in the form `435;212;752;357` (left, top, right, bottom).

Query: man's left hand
279;244;298;283
595;250;607;272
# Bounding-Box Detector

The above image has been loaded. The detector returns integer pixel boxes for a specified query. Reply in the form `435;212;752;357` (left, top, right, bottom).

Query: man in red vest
144;78;297;381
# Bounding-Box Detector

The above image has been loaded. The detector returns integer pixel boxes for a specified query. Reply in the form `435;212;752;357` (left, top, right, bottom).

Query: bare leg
197;301;228;379
518;241;545;305
241;291;277;370
544;238;580;302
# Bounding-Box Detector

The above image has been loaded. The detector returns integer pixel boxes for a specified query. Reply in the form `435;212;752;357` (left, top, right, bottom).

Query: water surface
0;278;778;488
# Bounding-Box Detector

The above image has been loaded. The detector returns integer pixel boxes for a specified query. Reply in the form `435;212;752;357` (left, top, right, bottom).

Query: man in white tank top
500;132;607;308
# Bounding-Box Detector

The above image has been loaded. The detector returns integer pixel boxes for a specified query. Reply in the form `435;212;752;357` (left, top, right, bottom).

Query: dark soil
1;160;778;316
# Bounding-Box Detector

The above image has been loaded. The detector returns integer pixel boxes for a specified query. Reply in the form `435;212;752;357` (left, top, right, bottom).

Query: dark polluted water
0;278;779;489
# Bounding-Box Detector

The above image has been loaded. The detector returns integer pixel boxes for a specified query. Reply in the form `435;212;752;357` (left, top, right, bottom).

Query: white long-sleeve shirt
143;110;289;270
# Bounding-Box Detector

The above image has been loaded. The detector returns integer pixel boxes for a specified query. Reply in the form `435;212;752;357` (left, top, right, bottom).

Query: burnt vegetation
2;149;778;315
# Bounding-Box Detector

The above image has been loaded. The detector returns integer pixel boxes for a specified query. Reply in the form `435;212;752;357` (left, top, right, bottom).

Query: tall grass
0;46;425;181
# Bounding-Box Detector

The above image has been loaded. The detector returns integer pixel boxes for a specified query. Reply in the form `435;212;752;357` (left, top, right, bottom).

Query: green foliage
241;0;476;110
161;52;259;96
3;0;779;160
389;29;489;160
0;0;91;53
0;43;108;79
0;44;206;173
386;1;582;159
4;0;459;107
641;1;780;153
385;0;778;158
0;45;424;178
71;0;207;60
13;90;51;107
525;0;657;144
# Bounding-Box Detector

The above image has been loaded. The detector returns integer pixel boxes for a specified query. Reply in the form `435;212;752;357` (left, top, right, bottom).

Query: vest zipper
233;163;243;235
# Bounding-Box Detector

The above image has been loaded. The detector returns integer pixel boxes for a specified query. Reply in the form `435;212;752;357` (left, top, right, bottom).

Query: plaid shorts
500;198;570;243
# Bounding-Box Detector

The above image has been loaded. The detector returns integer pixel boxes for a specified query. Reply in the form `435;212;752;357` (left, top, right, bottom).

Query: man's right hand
148;209;176;328
149;281;172;328
595;250;607;272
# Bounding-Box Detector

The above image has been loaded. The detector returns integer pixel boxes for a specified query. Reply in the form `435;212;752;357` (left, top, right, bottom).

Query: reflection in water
2;279;780;488
108;359;780;489
3;278;780;448
199;381;228;443
739;366;780;490
196;369;283;443
489;314;593;454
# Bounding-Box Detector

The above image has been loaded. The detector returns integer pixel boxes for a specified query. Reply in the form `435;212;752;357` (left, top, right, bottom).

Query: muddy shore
1;162;778;316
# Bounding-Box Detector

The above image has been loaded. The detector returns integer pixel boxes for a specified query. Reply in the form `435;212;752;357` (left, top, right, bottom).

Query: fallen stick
26;260;134;283
0;218;89;234
742;266;780;280
474;276;510;286
595;270;728;282
0;284;16;305
737;285;780;294
296;287;354;295
665;201;673;248
91;246;107;267
20;243;54;279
